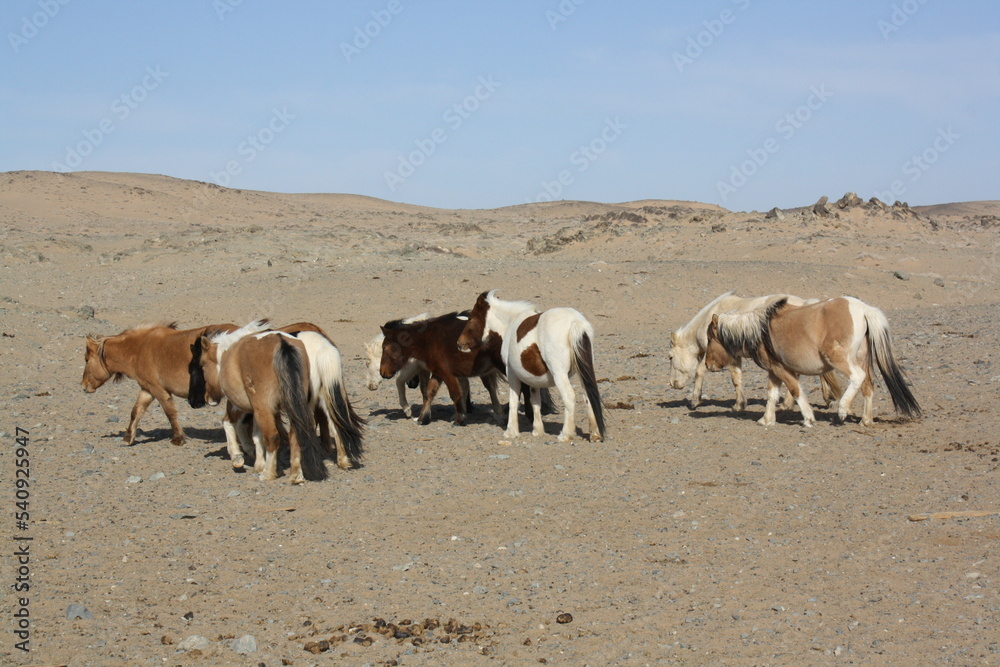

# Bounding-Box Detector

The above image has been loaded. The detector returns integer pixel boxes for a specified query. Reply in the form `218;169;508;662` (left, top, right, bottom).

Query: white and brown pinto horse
82;322;239;446
669;291;841;410
199;322;365;481
706;297;920;427
458;290;605;442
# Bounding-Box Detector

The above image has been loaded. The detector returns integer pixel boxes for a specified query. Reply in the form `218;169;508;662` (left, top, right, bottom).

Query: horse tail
862;305;921;419
187;335;207;408
569;319;606;440
302;333;366;467
274;338;328;481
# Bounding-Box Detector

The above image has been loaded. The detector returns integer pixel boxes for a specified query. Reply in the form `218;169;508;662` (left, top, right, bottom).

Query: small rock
148;472;165;482
556;612;573;624
76;305;96;319
933;277;945;287
765;207;785;220
107;416;120;423
126;476;142;484
230;634;257;654
65;603;94;620
227;490;241;498
178;635;210;652
893;270;910;281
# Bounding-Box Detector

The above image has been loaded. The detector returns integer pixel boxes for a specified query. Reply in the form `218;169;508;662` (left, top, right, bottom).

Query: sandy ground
0;171;997;666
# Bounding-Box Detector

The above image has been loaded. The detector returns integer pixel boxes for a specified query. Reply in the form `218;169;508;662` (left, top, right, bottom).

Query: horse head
704;315;733;371
668;329;699;388
378;322;410;379
457;291;491;352
364;334;386;390
81;335;119;392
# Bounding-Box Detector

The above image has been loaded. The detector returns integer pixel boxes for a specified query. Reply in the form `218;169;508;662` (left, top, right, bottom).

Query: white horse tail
862;305;921;418
299;332;366;466
273;338;328;481
568;317;606;440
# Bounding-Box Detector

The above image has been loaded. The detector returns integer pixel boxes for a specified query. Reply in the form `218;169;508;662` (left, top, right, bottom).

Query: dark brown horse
82;322;238;446
380;312;502;426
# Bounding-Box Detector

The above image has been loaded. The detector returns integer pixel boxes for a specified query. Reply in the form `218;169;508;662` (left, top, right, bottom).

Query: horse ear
380;325;388;335
711;314;720;326
669;331;678;345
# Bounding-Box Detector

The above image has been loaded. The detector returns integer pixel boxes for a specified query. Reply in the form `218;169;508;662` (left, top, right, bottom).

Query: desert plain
0;170;998;665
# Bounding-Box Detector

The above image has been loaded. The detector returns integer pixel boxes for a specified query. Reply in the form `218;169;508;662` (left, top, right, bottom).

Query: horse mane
121;321;179;334
210;319;270;356
484;290;538;319
676;290;735;342
717;297;789;365
383;311;459;332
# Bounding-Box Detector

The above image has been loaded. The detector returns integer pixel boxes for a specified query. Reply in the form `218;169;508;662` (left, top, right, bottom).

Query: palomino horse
189;320;327;469
706;297;921;427
669;291;841;410
379;312;503;426
82;322;238;446
199;322;365;475
457;290;605;442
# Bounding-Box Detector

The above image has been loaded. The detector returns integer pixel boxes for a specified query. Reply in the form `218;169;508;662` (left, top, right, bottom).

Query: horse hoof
589;434;603;443
171;438;185;447
232;457;245;470
503;430;518;439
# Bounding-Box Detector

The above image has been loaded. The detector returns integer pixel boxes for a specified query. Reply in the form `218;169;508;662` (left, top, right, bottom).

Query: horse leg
461;377;472;413
553;373;576;441
837;361;866;424
254;412;281;481
860;370;875;426
222;401;245;469
123;389;155;446
584;384;603;443
758;373;782;426
690;359;708;409
504;374;523;439
728;362;746;411
482;373;503;425
149;388;186;446
251;421;266;474
441;373;467;426
786;373;815;427
820;371;843;408
416;376;442;425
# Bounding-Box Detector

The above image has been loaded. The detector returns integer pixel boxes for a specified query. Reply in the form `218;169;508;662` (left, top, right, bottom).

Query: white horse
458;290;605;442
669;291;841;410
706;297;920;427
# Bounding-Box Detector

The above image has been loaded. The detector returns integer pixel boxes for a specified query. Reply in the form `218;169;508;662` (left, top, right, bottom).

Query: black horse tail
274;339;328;481
570;324;606;440
187;335;207;408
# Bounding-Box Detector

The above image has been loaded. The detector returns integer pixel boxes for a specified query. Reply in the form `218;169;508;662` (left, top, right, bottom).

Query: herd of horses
81;289;920;483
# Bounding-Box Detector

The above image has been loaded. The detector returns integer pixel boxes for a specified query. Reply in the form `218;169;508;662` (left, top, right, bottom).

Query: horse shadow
102;426;225;445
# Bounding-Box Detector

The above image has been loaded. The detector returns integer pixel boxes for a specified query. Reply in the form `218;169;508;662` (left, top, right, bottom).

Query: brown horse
197;322;365;475
82;322;238;446
380;312;502;426
199;330;328;483
188;321;328;469
706;297;920;427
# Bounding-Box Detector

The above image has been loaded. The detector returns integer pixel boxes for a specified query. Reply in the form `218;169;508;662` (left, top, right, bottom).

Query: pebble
227;490;241;498
893;270;910;281
65;603;94;620
148;472;165;482
178;635;210;652
126;476;142;484
230;634;257;654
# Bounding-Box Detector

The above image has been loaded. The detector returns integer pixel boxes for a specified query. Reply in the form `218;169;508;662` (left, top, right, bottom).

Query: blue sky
2;1;998;210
